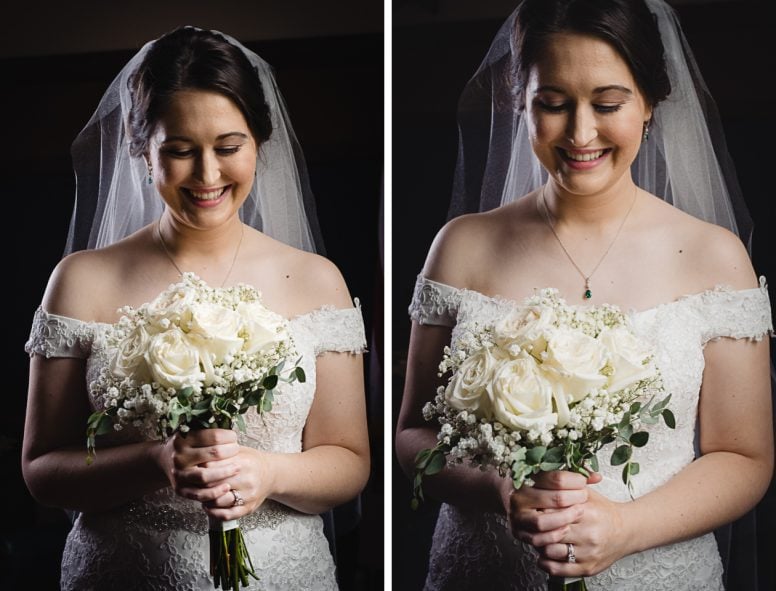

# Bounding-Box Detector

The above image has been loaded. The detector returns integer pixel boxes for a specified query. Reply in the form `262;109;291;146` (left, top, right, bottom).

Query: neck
542;177;639;231
158;212;244;259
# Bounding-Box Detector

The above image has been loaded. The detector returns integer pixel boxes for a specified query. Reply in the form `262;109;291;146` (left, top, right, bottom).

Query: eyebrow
536;84;633;95
161;132;249;143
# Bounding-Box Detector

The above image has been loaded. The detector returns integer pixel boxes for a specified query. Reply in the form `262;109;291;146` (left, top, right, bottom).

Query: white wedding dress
25;296;367;591
408;275;773;591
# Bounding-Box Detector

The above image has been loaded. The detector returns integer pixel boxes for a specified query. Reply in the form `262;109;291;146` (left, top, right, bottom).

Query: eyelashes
161;146;244;158
535;101;624;114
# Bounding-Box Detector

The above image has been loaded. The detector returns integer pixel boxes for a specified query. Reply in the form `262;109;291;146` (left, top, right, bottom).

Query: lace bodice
409;275;772;591
25;298;366;590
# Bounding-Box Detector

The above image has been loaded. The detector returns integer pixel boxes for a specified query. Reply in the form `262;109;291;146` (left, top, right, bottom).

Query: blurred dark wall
392;1;774;590
0;5;383;590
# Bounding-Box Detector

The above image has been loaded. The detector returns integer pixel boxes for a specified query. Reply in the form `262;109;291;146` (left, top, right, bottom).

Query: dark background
0;1;383;589
392;1;775;590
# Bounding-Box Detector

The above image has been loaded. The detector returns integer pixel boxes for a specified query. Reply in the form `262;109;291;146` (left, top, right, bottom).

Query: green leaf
260;396;273;413
629;401;642;414
235;414;247;432
662;409;676;429
539;462;563;472
641;414;659;425
652;394;672;413
526;446;546;466
410;498;419;511
262;374;279;390
294;367;306;383
543;446;564;464
178;386;194;401
621;463;631;485
425;452;446;475
611;444;632;466
414;448;432;469
618;411;631;429
629;431;649;447
589;454;600;473
619;423;634;441
629;462;640;476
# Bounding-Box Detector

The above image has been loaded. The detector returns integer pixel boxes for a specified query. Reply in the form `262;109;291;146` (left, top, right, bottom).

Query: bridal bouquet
412;289;674;591
86;272;305;591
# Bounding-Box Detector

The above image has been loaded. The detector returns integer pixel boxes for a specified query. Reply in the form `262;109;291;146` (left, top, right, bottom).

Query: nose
194;150;220;185
566;105;597;147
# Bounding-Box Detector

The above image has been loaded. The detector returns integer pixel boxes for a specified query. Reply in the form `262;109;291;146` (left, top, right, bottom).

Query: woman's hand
506;471;630;578
156;428;267;518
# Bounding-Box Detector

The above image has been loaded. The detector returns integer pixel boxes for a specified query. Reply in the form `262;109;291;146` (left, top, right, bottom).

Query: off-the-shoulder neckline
34;300;361;329
417;274;769;317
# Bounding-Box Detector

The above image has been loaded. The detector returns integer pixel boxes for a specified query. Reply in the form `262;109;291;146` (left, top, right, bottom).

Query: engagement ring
566;543;576;564
230;489;245;507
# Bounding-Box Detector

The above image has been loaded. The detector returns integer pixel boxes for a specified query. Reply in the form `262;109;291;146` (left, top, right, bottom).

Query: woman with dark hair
22;27;370;590
396;1;772;589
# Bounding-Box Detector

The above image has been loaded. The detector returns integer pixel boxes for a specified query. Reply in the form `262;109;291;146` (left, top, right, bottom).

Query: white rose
145;283;197;329
145;328;205;390
493;304;556;356
111;325;152;382
445;346;503;419
490;352;557;431
543;327;608;402
599;326;656;393
237;301;288;355
187;302;244;362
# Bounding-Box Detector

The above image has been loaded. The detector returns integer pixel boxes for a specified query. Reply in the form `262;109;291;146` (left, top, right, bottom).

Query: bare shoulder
423;203;524;287
247;232;353;313
647;197;757;290
41;248;118;320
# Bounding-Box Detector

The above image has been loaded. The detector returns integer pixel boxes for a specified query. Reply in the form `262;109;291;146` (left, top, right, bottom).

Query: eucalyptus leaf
629;431;649;447
544;446;564;464
662;409;676;429
629;462;640;476
294;367;306;383
618;411;631;429
263;374;279;390
539;462;563;471
619;423;634;441
611;444;632;466
425;452;446;475
526;446;546;465
629;401;642;414
589;454;600;473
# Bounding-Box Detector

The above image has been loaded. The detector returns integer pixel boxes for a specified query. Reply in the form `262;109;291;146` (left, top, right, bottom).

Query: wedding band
230;489;245;507
566;542;576;564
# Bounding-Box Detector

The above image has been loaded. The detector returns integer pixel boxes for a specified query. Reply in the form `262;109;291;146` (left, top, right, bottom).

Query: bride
22;27;369;590
395;1;772;589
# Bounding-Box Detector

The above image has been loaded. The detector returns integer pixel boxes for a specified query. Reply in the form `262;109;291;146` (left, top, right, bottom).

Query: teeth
564;149;605;162
188;187;225;200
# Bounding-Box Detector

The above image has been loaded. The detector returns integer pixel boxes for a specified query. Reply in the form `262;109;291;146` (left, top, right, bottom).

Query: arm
21;255;193;513
202;261;370;520
396;215;509;512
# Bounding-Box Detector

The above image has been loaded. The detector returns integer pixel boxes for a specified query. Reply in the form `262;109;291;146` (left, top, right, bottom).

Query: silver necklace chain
156;219;244;288
539;184;638;299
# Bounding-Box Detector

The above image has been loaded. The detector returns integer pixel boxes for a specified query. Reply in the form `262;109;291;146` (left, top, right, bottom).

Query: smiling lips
183;185;230;207
559;147;612;169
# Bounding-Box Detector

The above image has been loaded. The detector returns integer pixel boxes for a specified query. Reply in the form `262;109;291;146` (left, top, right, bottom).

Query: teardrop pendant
583;279;592;299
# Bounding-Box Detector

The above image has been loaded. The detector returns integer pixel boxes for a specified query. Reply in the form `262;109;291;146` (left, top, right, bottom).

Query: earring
146;160;153;185
642;121;650;142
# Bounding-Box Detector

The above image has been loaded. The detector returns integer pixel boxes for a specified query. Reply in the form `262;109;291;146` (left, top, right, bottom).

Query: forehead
154;89;250;136
528;32;636;90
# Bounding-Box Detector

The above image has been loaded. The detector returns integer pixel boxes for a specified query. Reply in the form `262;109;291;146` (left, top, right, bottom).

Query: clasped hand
506;471;628;578
158;429;273;520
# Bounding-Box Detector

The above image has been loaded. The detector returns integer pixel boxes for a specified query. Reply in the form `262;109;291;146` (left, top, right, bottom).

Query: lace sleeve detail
408;275;462;327
292;300;367;356
699;276;773;344
24;306;96;359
